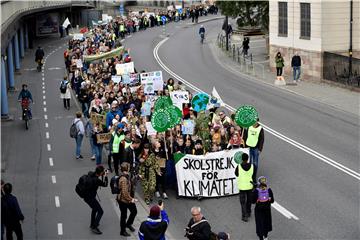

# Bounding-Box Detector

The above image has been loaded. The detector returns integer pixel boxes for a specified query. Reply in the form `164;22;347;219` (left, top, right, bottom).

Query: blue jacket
105;109;123;129
18;89;33;102
1;194;24;225
138;210;169;240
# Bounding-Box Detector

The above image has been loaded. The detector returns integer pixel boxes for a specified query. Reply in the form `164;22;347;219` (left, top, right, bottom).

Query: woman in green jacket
275;52;285;76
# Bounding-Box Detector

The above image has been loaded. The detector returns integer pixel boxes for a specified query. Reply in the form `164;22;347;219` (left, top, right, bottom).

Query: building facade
269;0;359;81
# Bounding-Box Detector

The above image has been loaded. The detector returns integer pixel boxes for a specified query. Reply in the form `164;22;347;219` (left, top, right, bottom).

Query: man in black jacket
291;53;302;83
1;183;25;240
83;166;108;235
185;206;212;240
35;46;44;62
123;138;142;196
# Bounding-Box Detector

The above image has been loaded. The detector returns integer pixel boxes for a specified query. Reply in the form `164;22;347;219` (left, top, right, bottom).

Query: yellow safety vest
246;126;262;148
120;25;125;32
237;165;253;190
112;133;124;153
157;15;161;21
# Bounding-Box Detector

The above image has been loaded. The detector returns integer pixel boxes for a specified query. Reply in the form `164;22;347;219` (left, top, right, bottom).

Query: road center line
45;122;49;128
51;175;56;184
55;196;60;207
57;223;63;235
49;157;53;166
153;37;360;181
43;95;46;100
42;90;46;94
43;107;47;112
43;101;46;105
47;144;51;151
44;114;48;120
46;132;49;139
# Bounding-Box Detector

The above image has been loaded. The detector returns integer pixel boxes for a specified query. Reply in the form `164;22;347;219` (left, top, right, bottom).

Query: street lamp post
348;0;353;81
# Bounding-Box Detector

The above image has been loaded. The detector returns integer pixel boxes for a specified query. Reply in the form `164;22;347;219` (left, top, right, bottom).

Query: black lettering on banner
209;180;221;196
227;157;235;169
199;181;210;196
184;180;193;196
183;158;190;170
229;177;236;194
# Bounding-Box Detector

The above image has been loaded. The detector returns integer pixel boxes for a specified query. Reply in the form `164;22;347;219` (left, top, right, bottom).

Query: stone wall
269;44;322;82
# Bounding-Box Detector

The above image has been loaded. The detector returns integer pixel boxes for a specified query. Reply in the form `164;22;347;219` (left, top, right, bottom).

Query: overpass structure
1;0;96;118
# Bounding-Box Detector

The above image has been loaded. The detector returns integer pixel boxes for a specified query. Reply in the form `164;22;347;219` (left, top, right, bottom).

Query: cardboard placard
96;133;112;144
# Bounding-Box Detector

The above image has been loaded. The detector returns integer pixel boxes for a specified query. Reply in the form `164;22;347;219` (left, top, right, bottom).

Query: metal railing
217;33;265;80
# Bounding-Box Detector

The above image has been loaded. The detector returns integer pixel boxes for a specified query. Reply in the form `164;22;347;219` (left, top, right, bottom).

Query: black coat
1;194;24;225
252;188;274;237
186;217;211;240
84;172;108;199
291;55;301;67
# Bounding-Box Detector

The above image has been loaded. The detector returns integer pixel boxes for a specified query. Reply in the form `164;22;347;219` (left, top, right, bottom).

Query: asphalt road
123;18;360;239
2;16;359;240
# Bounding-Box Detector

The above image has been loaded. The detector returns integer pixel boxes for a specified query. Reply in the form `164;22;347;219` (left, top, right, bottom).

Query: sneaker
79;155;84;159
91;227;102;235
264;237;268;240
155;191;161;198
241;216;248;222
120;231;131;237
127;225;135;232
162;192;168;199
91;155;96;160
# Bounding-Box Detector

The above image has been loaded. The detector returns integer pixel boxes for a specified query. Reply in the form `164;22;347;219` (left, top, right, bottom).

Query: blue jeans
76;134;84;157
249;147;260;168
94;144;103;165
293;66;301;81
89;137;96;156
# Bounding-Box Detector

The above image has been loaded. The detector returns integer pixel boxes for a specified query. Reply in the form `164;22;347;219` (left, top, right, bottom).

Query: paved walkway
210;33;359;116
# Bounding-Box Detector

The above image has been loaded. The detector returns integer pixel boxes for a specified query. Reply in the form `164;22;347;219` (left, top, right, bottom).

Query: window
300;3;311;39
278;2;288;36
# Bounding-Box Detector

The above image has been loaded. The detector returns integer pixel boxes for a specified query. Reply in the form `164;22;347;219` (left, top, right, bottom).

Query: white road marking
55;196;60;207
43;95;46;100
46;132;49;139
42;86;45;89
48;67;63;70
23;68;36;71
49;157;54;166
154;38;360;181
43;107;47;112
43;90;45;94
42;82;45;86
45;122;49;128
43;101;46;106
57;223;63;235
51;175;56;183
272;202;299;220
42;77;45;81
44;115;48;120
47;144;51;151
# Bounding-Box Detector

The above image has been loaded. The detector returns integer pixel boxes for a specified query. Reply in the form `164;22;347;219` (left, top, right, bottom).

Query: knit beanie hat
149;205;161;219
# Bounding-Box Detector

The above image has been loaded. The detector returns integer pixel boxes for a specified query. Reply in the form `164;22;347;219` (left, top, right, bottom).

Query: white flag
62;18;71;28
207;87;224;109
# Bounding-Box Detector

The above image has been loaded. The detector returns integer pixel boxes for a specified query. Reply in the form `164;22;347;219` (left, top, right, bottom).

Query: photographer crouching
75;165;108;234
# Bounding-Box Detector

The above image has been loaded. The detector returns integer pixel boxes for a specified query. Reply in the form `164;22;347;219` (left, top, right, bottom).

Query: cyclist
35;46;45;69
18;84;33;119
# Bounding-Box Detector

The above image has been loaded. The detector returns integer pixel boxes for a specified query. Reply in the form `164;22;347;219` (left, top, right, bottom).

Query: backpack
257;187;270;202
110;175;120;194
70;120;80;138
75;172;94;198
60;81;67;94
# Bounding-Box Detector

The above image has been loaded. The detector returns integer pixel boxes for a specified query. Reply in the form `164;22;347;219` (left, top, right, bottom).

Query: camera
184;227;193;237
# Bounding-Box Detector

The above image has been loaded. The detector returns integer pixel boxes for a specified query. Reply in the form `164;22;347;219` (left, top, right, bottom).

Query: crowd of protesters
62;5;273;240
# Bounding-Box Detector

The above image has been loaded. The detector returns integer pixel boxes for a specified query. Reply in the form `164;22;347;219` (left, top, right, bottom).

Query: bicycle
20;99;31;130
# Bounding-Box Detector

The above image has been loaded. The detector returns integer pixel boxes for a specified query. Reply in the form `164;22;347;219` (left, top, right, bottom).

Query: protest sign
140;71;163;91
84;47;124;63
144;82;154;95
171;90;189;110
76;59;83;69
182;120;195;135
96;133;112;144
191;93;210;112
151;108;171;132
90;113;106;129
145;122;157;136
207;87;224;109
175;148;249;198
116;62;135;75
234;105;258;128
111;75;122;84
122;73;140;86
141;102;151;116
154;96;173;111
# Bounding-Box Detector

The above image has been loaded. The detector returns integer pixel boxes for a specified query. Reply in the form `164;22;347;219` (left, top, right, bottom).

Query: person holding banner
235;153;255;222
244;119;264;180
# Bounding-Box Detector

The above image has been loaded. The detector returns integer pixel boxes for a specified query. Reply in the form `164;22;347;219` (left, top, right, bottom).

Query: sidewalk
210;34;359;116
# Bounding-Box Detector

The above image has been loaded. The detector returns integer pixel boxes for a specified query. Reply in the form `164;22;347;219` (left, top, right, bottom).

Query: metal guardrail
217;33;265;80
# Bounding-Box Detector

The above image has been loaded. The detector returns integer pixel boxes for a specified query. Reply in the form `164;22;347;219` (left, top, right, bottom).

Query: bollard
250;53;253;65
232;45;235;60
237;47;240;63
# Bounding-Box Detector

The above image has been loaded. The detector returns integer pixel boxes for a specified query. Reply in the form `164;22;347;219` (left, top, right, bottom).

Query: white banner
140;71;163;91
175;148;249;198
116;62;135;75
